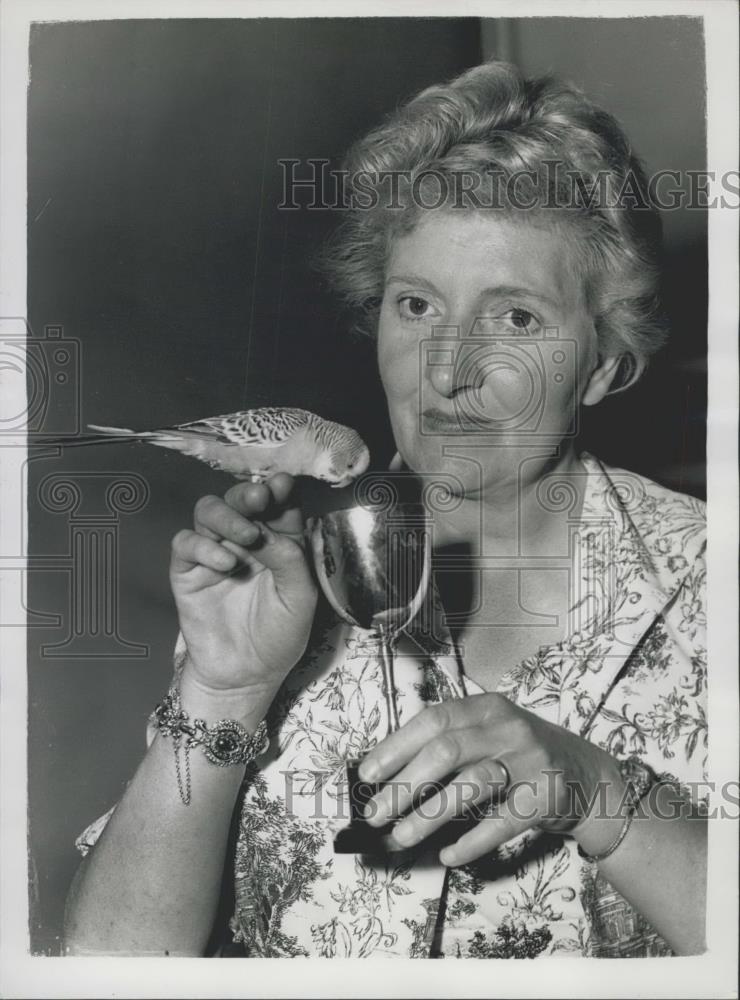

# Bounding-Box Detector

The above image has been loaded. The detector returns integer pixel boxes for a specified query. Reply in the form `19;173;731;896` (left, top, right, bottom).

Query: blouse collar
403;451;704;725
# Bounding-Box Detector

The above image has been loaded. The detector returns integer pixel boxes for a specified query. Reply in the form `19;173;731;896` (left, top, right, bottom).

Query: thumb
249;523;316;603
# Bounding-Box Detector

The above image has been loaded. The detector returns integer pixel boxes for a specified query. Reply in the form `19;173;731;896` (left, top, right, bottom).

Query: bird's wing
173;407;313;448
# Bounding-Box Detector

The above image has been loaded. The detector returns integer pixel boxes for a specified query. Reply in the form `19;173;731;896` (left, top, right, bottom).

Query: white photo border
1;1;737;997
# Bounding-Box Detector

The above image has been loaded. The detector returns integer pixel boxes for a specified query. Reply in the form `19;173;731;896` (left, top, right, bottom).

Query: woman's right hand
169;473;318;697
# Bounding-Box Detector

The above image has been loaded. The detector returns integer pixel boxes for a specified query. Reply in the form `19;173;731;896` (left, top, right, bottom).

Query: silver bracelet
578;806;636;862
577;757;656;863
153;685;269;805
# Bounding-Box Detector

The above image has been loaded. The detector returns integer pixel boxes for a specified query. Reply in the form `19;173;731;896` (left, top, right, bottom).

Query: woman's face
377;210;613;497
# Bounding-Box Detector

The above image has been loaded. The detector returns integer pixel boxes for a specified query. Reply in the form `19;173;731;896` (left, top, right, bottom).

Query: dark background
26;17;706;953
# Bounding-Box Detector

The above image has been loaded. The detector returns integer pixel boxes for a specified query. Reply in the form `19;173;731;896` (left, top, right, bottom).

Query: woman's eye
398;296;433;320
507;308;537;331
475;307;540;336
494;307;540;334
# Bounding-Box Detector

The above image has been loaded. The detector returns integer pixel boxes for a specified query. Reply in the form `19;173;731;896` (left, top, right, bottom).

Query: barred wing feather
173;407;312;448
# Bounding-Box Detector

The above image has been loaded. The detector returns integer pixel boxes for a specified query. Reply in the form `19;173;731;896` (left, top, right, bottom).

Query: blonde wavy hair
319;60;666;392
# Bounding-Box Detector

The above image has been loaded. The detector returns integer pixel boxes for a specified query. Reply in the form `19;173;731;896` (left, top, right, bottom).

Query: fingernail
238;524;260;544
361;797;384;824
359;760;380;782
439;847;456;866
217;549;237;568
392;823;415;846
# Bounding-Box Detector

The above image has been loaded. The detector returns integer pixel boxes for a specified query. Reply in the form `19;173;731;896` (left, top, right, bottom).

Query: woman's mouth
421;407;464;433
421;405;501;433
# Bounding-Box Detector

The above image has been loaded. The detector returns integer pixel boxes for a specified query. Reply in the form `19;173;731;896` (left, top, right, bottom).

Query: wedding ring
489;757;511;792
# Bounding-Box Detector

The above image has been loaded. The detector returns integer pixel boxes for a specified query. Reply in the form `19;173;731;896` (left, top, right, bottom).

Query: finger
223;482;272;518
264;471;296;505
262;502;305;540
224;475;296;514
225;477;304;540
363;725;497;827
358;694;512;783
193;494;263;547
262;473;304;537
170;529;238;575
439;777;544;867
217;483;313;601
244;525;315;606
385;757;510;850
193;521;219;541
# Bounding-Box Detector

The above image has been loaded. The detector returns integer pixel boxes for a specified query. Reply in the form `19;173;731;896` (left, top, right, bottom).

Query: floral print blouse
77;452;707;959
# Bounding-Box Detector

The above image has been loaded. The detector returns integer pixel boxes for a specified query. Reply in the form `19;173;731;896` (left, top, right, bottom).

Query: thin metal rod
377;630;400;733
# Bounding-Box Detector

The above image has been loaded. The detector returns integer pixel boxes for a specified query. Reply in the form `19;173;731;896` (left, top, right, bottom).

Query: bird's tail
87;423;187;445
30;424;184;449
87;423;139;437
86;424;222;461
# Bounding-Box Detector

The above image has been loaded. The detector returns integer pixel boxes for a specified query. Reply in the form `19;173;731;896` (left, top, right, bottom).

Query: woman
64;61;706;959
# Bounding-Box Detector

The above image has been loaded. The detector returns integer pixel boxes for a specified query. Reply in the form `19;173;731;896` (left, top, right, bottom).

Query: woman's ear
582;355;624;406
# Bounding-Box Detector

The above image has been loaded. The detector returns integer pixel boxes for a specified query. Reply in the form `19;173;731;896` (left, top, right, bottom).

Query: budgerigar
52;408;370;487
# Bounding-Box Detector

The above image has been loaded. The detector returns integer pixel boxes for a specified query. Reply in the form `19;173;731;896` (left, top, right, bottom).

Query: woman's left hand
357;693;624;866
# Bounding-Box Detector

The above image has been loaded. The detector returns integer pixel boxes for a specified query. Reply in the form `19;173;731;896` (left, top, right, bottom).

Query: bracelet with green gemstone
153;685;269;805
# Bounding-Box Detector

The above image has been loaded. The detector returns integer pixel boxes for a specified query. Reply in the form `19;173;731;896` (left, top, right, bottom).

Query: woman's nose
426;332;477;398
428;355;457;397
